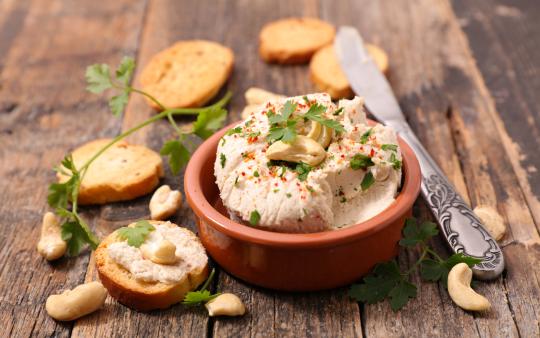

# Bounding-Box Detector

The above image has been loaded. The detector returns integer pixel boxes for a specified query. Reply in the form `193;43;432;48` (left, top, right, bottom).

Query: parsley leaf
249;210;261;226
304;103;345;132
390;153;402;170
381;144;398;151
193;106;227;139
349;261;402;303
399;218;438;247
333;107;344;116
350;154;374;170
160;139;190;175
389;280;417;311
360;172;375;191
295;162;312;181
109;92;129;117
85;64;112;93
183;268;220;306
220;153;226;168
360;128;373;144
225;126;243;136
267;119;297;143
60;211;100;256
115;56;135;86
48;155;80;209
421;253;482;286
116;220;155;247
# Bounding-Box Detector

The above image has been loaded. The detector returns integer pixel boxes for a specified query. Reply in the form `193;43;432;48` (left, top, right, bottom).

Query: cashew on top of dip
214;93;403;233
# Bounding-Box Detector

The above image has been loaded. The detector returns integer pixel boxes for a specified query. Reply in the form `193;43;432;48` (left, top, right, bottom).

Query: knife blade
335;26;504;279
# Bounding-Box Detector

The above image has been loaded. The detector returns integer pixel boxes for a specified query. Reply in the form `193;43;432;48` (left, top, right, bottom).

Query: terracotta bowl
185;122;421;291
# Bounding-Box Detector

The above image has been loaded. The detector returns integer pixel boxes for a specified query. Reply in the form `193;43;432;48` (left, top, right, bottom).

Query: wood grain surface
0;0;538;337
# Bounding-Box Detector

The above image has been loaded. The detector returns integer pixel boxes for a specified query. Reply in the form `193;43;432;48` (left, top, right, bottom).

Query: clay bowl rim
185;121;421;249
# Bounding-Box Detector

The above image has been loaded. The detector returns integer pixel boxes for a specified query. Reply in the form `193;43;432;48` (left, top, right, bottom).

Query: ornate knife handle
397;126;505;279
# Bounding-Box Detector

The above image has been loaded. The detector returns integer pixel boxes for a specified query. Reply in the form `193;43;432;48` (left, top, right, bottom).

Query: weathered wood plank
0;0;147;336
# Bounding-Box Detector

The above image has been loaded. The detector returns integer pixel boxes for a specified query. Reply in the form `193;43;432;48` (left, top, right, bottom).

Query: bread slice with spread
95;221;208;311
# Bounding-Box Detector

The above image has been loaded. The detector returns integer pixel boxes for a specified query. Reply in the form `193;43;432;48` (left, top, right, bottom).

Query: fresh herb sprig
116;220;155;247
349;218;482;311
48;57;232;256
266;100;344;144
183;268;221;306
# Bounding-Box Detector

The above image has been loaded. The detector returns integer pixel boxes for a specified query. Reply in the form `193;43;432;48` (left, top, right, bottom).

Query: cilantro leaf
109;92;129;117
249;210;261;226
349;261;402;304
360;128;373;144
267;119;297;143
389;280;417;311
85;64;112;93
350;154;374;170
116;220;155;247
295;162;312;181
160;140;190;175
390;153;402;170
399;218;438;247
48;155;80;209
381;144;398;151
115;56;135;86
193;106;227;139
420;253;482;286
333;107;344;116
360;172;375;191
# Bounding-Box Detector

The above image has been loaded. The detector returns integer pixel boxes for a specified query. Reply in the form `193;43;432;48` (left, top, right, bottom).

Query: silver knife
335;26;504;279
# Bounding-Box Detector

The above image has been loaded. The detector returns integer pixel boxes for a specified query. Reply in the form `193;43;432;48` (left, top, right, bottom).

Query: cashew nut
141;240;178;265
37;212;67;261
315;125;333;148
447;263;491;311
266;135;326;166
45;281;107;321
149;185;182;221
306;121;322;140
205;293;246;317
474;205;506;241
241;104;261;120
245;87;284;105
372;165;391;181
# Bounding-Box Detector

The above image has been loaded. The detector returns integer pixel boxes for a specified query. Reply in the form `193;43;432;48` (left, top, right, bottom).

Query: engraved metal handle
394;124;505;279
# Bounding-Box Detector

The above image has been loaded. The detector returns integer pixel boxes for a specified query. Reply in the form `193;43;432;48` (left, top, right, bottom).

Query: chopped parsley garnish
234;176;239;186
306;185;315;193
302;95;310;105
249;210;261;226
360;172;375;191
350;154;374;170
333;107;344;116
360;128;373;144
340;196;347;203
295;162;312;181
381;144;398;151
304;103;345;132
390;153;402;170
225;126;242;135
273;189;279;193
253;170;259;177
280;166;287;177
220;153;226;168
286;193;292;198
116;220;155;248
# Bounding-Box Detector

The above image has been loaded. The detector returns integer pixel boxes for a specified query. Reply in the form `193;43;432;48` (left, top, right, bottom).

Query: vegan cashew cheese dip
214;93;402;233
107;222;207;284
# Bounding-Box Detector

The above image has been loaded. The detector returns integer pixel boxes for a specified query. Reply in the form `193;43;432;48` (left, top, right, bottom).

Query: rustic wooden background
1;0;539;337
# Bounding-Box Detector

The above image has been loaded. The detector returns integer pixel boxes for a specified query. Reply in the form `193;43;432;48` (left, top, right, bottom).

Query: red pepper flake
247;136;259;143
281;177;287;182
340;154;345;159
370;149;375;157
241;172;246;176
301;195;306;200
274;182;279;187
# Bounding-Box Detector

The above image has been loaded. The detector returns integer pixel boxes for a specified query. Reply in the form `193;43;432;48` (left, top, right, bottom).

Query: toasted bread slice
57;139;163;205
309;44;389;100
259;17;335;64
140;40;234;109
95;221;208;311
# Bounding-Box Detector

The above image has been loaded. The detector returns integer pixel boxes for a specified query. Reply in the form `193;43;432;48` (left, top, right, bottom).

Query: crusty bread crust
259;17;335;64
310;44;389;100
57;139;164;205
140;40;234;110
95;221;209;311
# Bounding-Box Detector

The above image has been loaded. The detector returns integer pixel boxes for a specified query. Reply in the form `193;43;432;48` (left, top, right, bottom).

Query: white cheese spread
214;93;402;233
107;222;207;284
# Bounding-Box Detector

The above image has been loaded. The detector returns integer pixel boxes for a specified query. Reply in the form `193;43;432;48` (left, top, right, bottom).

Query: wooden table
1;0;539;337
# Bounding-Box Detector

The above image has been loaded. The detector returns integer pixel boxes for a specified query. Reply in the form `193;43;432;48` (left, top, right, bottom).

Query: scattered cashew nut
46;281;107;321
141;240;178;265
37;212;67;261
149;185;182;221
474;205;506;241
205;293;246;317
266;135;326;166
245;87;284;105
447;263;491;311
